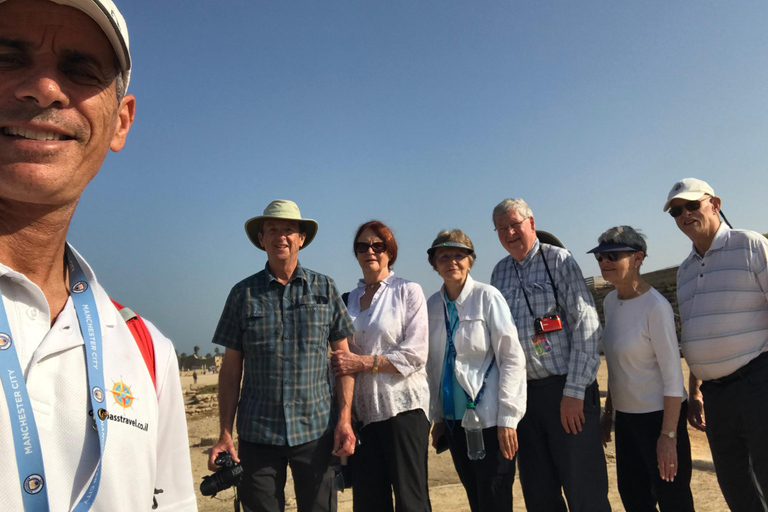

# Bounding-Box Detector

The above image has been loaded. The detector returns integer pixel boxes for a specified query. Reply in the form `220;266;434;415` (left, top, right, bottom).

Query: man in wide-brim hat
210;199;356;512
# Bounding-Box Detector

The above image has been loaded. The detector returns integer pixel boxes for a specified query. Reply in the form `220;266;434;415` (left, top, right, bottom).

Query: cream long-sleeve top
426;275;527;429
346;272;430;427
602;288;687;413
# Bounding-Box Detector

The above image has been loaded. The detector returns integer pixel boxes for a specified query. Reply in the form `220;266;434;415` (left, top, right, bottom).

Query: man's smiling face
0;0;134;207
671;194;721;244
494;208;537;262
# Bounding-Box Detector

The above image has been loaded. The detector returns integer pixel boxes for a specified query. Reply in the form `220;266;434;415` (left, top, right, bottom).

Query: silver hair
598;226;648;257
492;198;532;223
116;73;126;102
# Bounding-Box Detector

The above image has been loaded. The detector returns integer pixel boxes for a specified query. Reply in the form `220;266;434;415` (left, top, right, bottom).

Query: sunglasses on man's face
668;198;708;218
355;242;387;254
594;252;631;263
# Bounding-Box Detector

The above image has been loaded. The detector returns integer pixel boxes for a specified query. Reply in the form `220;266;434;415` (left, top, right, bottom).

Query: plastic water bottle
463;404;486;460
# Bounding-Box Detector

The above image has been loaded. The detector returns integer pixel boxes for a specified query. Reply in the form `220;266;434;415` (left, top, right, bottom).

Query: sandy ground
180;360;729;512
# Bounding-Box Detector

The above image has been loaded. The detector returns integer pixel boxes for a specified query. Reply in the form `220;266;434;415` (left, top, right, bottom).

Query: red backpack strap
111;299;156;388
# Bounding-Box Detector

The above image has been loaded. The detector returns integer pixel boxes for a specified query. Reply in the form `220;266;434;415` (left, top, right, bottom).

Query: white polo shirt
677;223;768;381
0;248;197;511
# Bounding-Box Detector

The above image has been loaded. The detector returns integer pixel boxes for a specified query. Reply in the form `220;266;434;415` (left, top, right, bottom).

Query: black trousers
351;409;432;512
238;432;336;512
446;423;516;512
517;376;611;512
614;402;695;512
701;352;768;512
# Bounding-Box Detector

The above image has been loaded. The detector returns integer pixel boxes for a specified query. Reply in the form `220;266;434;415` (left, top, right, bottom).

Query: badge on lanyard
530;332;552;356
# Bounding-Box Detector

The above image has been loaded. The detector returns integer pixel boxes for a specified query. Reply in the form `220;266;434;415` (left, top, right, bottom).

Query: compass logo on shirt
0;333;11;350
72;281;88;294
24;474;44;494
110;380;136;410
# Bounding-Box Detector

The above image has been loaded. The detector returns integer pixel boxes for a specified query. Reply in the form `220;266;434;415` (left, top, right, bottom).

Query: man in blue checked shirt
490;198;610;512
209;199;356;512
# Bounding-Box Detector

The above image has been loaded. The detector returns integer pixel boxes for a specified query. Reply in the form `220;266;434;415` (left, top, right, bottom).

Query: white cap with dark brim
663;178;715;212
0;0;132;91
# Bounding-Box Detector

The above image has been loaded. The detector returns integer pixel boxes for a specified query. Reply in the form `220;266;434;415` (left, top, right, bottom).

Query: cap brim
427;241;475;257
244;217;318;250
587;242;642;254
663;191;711;212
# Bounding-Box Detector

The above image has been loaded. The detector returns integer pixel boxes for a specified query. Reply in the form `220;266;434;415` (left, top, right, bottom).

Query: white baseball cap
0;0;131;91
663;178;715;212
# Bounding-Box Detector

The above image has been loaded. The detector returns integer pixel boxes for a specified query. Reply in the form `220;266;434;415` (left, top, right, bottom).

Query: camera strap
513;246;561;319
0;244;108;511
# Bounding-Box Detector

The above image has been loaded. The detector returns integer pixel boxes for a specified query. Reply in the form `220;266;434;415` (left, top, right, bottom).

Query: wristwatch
372;355;379;373
661;429;676;439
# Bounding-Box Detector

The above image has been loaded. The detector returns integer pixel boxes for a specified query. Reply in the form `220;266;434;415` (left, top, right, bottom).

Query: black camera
200;451;244;497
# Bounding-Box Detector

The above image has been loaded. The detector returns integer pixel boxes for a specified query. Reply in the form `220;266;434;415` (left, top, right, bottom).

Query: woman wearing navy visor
589;226;695;512
425;229;527;512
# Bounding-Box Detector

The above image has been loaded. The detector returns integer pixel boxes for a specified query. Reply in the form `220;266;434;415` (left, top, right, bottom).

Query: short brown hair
428;229;476;270
353;220;398;268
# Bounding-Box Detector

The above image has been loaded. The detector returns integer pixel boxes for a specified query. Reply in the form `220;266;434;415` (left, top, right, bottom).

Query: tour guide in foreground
0;0;196;510
210;200;356;512
665;178;768;512
490;198;611;512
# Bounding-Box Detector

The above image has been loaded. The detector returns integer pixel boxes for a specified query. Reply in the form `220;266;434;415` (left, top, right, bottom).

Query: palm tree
193;345;200;357
214;347;221;357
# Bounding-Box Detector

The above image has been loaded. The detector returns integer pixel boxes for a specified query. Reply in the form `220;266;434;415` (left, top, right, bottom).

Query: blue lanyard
0;245;108;511
441;299;494;408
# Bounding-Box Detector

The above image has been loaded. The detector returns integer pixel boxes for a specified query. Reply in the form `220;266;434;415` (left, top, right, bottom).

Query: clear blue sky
68;1;768;356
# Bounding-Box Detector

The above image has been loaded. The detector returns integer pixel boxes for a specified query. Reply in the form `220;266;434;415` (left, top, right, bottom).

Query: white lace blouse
346;272;430;427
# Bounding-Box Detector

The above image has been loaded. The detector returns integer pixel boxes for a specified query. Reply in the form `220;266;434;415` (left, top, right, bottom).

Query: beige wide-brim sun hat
244;200;319;251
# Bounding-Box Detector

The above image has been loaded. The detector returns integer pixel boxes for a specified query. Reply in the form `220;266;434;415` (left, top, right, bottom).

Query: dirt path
184;361;729;511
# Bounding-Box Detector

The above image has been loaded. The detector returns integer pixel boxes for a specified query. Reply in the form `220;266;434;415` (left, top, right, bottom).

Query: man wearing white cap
0;0;196;510
210;199;356;512
665;178;768;511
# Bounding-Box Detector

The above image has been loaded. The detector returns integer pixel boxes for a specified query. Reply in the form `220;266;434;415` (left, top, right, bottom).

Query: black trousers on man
238;431;336;512
701;352;768;512
350;409;431;512
516;375;611;512
446;423;516;512
614;402;695;512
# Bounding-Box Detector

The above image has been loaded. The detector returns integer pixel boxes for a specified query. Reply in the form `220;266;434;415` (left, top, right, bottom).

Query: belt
706;351;768;386
527;374;567;388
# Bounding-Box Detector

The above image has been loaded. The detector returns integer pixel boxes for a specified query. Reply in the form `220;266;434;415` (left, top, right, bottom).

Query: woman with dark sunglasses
330;220;432;512
588;226;695;512
425;229;526;512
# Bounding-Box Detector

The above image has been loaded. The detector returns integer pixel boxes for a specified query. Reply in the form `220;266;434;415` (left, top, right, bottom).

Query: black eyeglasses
669;198;709;218
355;242;387;254
594;252;629;263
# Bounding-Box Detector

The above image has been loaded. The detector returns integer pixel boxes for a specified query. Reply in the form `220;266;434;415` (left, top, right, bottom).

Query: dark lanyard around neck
513;246;560;319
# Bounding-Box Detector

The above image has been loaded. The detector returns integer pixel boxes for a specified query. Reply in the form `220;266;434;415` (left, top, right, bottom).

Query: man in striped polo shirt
665;178;768;512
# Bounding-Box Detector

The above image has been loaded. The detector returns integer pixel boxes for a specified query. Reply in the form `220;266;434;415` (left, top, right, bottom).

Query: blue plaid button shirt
212;262;354;446
491;240;602;398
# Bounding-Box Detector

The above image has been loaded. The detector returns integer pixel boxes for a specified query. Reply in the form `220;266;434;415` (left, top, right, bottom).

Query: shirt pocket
457;315;490;358
296;297;332;347
530;282;558;316
242;304;276;354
